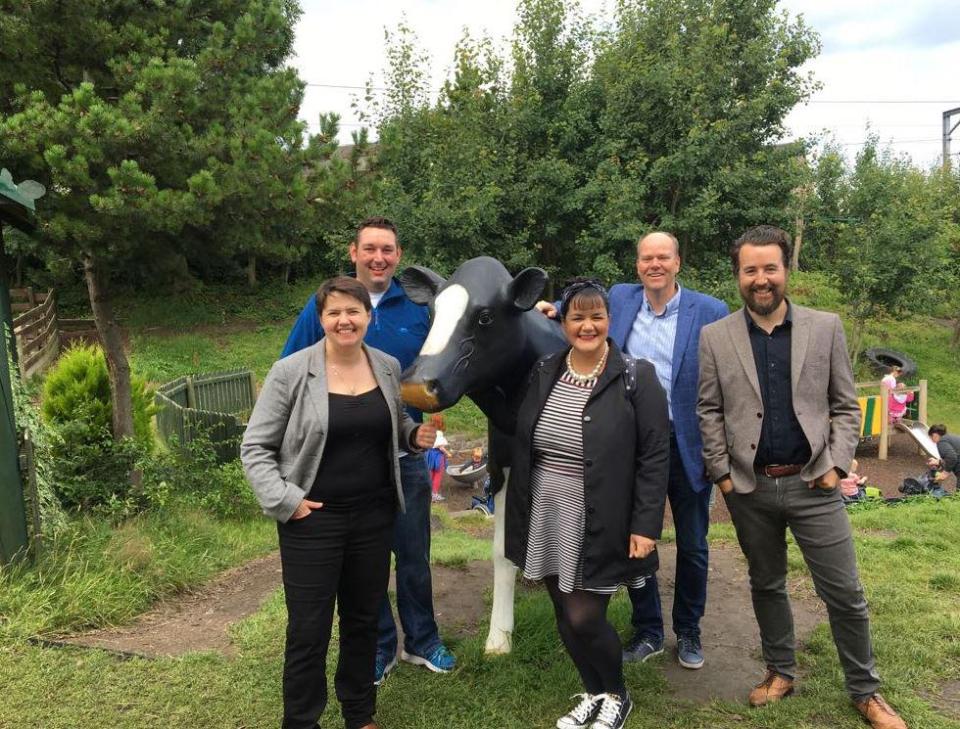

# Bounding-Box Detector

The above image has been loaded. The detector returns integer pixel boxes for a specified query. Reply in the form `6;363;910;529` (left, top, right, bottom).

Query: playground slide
894;419;940;459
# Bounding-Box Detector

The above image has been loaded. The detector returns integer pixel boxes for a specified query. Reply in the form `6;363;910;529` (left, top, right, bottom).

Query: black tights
544;576;626;697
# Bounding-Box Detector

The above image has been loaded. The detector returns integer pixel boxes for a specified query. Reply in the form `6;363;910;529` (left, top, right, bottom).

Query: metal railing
155;368;257;463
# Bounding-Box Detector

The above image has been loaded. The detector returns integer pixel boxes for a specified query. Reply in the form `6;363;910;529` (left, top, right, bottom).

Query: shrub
40;344;156;511
142;434;260;520
41;343;155;447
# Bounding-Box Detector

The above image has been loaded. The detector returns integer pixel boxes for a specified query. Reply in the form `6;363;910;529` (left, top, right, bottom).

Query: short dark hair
929;424;947;437
356;215;399;243
316;276;372;314
559;277;609;320
730;225;792;274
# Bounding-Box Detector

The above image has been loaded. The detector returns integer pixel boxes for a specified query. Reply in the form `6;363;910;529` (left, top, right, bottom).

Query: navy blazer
608;283;728;493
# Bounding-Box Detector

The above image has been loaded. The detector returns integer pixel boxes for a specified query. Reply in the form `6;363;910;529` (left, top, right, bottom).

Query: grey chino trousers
724;472;881;701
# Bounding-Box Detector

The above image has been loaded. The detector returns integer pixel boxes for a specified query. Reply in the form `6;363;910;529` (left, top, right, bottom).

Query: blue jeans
628;435;710;641
377;453;442;658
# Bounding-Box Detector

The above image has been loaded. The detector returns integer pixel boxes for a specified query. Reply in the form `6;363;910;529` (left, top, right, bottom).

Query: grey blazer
241;343;420;522
697;303;861;494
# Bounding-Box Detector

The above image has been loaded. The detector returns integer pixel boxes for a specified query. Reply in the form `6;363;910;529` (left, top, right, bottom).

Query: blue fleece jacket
280;277;430;420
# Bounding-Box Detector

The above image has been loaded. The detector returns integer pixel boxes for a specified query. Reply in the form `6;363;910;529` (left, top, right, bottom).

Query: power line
807;100;960;105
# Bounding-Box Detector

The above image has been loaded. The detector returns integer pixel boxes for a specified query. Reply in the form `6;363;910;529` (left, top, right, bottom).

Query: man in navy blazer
611;232;728;669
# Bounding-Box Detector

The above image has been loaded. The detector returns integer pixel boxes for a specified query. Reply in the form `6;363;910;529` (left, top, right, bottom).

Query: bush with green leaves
142;434;259;520
41;344;155;446
40;344;156;510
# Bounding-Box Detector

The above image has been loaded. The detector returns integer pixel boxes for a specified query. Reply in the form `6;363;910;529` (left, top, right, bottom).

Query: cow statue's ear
508;267;548;311
400;266;446;305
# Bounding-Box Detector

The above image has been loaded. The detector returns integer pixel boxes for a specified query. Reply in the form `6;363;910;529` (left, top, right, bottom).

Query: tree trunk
953;318;960;348
847;317;866;366
791;213;804;272
247;254;257;287
82;256;135;442
283;261;291;285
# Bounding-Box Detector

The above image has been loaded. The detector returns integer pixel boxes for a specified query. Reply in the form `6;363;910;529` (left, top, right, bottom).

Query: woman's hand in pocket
290;498;324;520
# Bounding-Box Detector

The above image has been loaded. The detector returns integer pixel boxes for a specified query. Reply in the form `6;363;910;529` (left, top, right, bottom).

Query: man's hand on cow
415;423;438;449
812;468;839;490
716;477;734;495
629;534;656;559
535;300;558;318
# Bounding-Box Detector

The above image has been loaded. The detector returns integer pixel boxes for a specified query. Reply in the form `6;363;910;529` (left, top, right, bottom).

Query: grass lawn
1;498;958;728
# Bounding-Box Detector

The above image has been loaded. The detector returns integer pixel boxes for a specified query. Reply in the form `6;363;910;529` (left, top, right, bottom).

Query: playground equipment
856;378;930;460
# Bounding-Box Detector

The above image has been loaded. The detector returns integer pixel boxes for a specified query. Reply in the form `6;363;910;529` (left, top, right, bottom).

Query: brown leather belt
756;464;803;478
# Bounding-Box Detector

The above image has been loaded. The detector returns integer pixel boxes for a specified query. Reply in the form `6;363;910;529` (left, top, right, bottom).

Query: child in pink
840;459;868;502
882;367;914;424
426;413;452;502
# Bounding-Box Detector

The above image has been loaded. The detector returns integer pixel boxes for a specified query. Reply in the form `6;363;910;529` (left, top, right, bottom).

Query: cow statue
399;256;567;654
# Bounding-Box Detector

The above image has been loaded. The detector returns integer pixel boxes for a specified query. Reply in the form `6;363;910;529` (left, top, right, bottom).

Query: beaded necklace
565;341;609;385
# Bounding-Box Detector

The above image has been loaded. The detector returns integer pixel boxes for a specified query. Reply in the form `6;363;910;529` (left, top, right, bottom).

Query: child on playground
882;366;914;424
426;413;453;502
840;458;868;503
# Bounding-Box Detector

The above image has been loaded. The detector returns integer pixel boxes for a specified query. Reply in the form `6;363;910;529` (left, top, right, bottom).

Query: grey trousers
724;473;881;701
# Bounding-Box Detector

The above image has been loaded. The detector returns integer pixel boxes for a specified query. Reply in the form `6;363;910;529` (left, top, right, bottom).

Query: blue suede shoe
677;634;704;669
622;633;663;663
400;645;456;673
374;651;397;685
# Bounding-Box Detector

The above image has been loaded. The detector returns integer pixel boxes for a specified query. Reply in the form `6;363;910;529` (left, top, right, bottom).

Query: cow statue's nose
401;378;442;412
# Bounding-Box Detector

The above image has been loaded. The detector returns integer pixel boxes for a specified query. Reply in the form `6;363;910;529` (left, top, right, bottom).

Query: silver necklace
329;361;362;395
565;342;609;385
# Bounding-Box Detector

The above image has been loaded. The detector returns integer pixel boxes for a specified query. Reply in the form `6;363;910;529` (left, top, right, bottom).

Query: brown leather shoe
748;669;795;706
855;694;907;729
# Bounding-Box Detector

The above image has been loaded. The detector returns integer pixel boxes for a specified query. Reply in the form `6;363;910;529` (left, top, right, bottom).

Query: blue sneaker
400;644;456;673
622;633;663;663
677;633;704;670
374;651;397;685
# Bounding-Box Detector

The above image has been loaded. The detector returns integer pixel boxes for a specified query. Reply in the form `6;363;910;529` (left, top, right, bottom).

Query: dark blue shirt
746;305;812;467
280;277;430;421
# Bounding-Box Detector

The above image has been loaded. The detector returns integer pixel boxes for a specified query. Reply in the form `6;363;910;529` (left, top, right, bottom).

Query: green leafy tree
371;0;820;287
582;0;819;271
831;139;953;361
0;1;323;451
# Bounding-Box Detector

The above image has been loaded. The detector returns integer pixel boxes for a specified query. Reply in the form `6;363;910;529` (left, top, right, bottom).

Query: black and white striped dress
523;369;646;594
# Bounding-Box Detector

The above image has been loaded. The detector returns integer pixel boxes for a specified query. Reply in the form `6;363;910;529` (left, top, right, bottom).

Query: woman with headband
505;278;670;729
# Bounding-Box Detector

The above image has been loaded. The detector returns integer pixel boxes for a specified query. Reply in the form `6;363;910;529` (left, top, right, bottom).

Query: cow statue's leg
485;475;516;654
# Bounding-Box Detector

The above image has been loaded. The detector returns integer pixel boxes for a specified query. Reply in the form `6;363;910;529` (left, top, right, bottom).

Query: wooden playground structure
856;378;937;460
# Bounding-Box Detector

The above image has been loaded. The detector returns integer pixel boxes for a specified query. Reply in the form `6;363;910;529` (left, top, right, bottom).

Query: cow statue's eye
478;310;494;326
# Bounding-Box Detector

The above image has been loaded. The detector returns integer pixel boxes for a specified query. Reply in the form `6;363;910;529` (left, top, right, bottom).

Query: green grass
0;502;276;640
1;498;958;727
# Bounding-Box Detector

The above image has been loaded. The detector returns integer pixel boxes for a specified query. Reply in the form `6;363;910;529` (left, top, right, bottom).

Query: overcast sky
293;0;960;167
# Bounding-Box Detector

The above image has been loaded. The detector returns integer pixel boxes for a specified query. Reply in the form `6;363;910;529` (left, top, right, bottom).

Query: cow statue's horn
402;381;441;412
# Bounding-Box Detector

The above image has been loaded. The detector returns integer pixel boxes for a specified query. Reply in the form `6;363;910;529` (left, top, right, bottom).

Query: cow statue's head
400;256;559;414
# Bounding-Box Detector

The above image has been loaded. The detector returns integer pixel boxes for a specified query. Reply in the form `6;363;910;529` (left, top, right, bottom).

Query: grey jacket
697;303;861;494
241;343;420;522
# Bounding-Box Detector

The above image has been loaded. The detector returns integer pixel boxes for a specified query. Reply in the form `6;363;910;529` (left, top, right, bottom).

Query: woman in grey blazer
242;276;436;729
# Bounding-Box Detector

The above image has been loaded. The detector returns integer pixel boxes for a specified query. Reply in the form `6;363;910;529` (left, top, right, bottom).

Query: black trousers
278;500;395;729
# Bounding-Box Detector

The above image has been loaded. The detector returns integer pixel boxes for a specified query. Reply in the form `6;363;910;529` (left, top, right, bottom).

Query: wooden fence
155;368;258;463
11;287;59;379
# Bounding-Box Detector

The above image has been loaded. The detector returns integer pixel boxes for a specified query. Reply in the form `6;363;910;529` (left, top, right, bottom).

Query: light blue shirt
624;286;681;421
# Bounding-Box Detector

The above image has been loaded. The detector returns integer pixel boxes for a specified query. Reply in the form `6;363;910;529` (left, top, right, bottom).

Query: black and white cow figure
400;256;567;654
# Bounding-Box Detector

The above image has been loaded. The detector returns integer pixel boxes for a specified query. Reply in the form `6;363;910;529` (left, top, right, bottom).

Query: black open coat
505;341;670;588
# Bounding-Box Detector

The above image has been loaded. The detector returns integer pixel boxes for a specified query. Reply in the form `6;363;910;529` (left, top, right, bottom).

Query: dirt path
59;540;827;705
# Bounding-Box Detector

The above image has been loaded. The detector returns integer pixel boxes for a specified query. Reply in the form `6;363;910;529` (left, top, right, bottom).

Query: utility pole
943;107;960;170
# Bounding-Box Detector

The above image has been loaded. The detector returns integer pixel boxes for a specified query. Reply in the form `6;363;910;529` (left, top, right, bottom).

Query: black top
309;387;394;508
745;306;812;467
